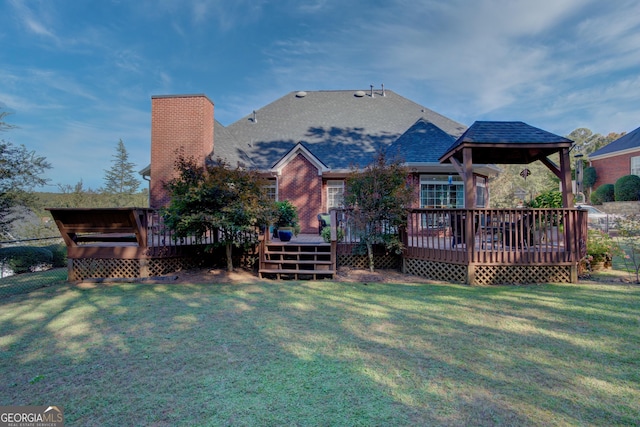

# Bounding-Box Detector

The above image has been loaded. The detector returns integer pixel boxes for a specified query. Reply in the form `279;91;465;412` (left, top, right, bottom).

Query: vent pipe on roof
252;110;257;123
370;84;374;98
381;84;385;96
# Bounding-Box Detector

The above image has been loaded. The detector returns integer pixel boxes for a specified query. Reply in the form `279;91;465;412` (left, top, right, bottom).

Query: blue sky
1;0;639;191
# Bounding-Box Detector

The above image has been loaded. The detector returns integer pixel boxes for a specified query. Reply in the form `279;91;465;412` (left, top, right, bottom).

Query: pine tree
102;139;141;206
1;111;51;237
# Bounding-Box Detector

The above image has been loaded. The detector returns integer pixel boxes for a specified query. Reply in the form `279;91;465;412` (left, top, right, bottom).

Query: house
142;88;498;234
589;125;640;188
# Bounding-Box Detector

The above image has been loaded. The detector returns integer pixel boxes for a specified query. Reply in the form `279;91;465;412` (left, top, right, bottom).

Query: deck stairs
259;240;335;280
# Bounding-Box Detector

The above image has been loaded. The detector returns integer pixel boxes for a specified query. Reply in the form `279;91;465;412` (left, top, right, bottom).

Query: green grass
1;279;639;426
0;268;68;298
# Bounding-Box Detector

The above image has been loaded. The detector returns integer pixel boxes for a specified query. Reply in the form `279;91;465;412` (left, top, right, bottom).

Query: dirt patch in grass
152;266;638;286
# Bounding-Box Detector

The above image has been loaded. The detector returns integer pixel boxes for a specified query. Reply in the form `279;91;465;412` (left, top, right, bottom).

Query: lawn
1;278;639;426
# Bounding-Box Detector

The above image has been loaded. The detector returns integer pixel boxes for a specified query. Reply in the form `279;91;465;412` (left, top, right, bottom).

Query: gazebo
439;121;574;209
395;121;587;285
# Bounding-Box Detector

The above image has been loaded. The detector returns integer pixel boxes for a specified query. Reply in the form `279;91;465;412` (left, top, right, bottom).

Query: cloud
8;0;60;43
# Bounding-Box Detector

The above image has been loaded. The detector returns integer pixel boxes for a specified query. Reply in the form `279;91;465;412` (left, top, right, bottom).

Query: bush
586;228;619;263
321;226;344;243
583;166;597;188
43;243;67;267
0;246;53;274
614;174;640;201
591;184;615;205
527;190;562;208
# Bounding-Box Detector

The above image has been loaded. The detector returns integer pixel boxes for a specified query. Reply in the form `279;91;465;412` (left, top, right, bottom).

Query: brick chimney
150;94;214;208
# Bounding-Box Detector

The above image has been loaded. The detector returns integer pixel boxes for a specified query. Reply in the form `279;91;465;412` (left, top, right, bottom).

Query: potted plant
273;200;300;242
585;228;618;271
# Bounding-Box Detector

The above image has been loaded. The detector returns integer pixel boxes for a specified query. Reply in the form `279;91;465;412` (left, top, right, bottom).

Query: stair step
263;260;333;265
260;239;335;280
264;251;331;255
259;269;336;279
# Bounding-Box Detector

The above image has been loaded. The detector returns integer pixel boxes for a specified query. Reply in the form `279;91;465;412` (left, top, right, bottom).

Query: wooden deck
48;207;588;285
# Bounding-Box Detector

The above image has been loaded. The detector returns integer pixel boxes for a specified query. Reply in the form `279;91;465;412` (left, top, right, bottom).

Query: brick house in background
141;88;499;234
589;125;640;189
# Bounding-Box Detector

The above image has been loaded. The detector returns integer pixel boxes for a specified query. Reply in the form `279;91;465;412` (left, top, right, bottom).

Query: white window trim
631;156;640;176
327;180;344;210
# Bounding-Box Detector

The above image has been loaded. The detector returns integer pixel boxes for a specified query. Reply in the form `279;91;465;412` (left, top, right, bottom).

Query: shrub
0;246;53;274
527;190;562;208
583;166;597;188
321;226;344;243
586;228;618;263
44;243;67;267
614;174;640;201
591;184;615;205
273;200;300;235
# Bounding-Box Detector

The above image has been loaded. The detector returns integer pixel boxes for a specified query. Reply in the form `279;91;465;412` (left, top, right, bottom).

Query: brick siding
150;95;214;208
279;154;322;234
591;150;640;189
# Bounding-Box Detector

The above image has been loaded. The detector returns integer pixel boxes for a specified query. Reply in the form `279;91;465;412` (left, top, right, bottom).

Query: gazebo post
559;147;573;208
463;147;475;209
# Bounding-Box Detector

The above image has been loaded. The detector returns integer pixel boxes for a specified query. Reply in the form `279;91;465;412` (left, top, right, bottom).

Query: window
420;175;464;208
632;156;640;177
264;180;277;201
476;176;486;208
327;180;344;209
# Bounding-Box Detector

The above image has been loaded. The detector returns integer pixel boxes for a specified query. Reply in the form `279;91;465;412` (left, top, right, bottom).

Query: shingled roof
439;121;573;164
589;125;640;159
387;119;456;163
214;89;467;170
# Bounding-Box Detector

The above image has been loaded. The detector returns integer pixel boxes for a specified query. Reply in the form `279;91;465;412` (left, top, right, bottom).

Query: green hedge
0;246;53;274
591;184;615;205
614;174;640;201
43;243;68;267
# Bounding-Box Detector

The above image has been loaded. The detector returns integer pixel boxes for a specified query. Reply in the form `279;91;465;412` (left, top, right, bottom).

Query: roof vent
354;90;365;97
295;91;307;98
370;84;374;98
381;83;385;97
252;110;257;123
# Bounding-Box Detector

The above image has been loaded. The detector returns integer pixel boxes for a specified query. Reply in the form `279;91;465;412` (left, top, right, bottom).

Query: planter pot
278;228;294;242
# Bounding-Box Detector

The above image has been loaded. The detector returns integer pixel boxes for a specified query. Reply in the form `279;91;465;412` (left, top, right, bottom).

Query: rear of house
142;88;498;232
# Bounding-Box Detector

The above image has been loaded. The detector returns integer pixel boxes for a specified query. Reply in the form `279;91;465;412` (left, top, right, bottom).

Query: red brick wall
150;95;214;208
279;154;322;234
591;150;639;189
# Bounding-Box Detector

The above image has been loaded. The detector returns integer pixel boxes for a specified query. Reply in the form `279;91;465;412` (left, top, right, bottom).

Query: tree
568;128;625;156
102;139;141;206
344;151;415;272
162;155;273;272
1;111;51;238
488;163;557;207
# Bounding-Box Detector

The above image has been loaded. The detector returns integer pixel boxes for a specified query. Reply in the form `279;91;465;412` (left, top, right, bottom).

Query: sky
1;0;639;192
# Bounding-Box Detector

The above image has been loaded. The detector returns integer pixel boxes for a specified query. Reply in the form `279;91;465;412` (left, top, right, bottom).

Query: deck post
467;263;476;285
140;258;150;278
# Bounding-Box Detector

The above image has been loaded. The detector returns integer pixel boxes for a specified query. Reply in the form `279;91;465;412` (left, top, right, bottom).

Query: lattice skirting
472;264;572;285
403;258;467;283
403;258;574;285
338;254;400;270
70;257;200;281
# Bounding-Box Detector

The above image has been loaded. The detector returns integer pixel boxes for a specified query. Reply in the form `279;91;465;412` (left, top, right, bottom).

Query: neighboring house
589;125;640;188
141;88;499;234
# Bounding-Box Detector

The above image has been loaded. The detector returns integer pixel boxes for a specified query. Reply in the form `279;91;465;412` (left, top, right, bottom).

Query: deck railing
49;207;260;258
331;208;588;265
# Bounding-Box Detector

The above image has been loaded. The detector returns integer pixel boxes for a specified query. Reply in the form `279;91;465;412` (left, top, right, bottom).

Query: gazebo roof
439;121;573;165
